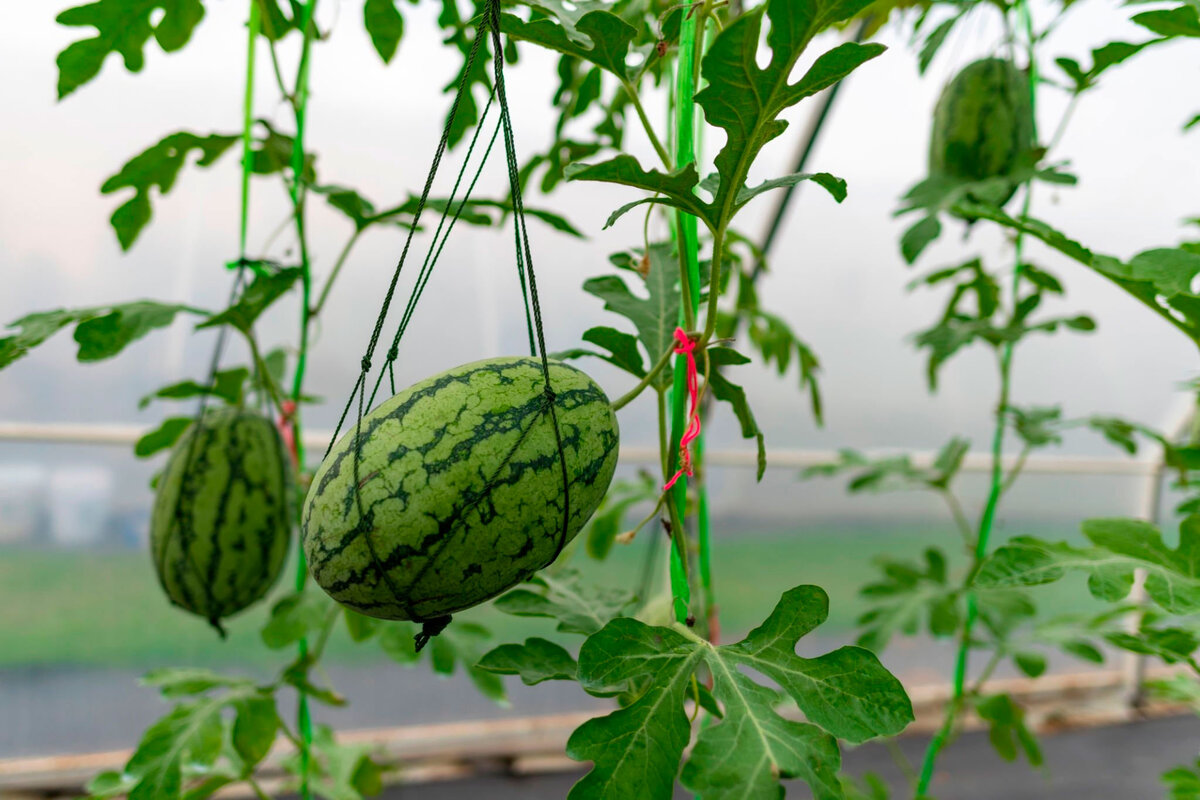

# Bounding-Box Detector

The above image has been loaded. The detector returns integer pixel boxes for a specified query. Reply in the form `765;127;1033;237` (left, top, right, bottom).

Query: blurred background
2;0;1199;791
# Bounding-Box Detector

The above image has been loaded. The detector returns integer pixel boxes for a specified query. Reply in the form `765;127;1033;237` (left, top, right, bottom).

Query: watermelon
929;57;1034;191
150;407;294;630
302;356;619;623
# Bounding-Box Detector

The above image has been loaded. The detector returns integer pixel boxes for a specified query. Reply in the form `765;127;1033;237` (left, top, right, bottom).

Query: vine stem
623;78;673;170
611;342;677;411
914;3;1040;793
310;228;362;317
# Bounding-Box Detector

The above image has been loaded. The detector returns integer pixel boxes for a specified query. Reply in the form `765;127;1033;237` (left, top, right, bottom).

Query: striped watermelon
929;58;1034;190
302;357;619;622
150;407;294;630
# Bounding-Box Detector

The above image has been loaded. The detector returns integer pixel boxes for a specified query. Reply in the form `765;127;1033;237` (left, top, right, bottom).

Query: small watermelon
929;57;1034;191
302;357;619;623
150;407;294;630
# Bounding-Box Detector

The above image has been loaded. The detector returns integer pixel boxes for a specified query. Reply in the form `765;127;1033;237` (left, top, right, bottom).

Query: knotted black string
320;0;572;651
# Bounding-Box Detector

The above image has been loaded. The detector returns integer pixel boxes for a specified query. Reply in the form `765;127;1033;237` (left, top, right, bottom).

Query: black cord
319;0;572;650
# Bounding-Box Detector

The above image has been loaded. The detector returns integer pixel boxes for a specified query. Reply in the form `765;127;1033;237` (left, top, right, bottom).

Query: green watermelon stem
915;3;1045;793
611;340;678;412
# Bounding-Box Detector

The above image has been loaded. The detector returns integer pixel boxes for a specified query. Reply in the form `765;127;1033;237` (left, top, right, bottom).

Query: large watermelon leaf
565;585;913;799
977;516;1200;614
55;0;205;99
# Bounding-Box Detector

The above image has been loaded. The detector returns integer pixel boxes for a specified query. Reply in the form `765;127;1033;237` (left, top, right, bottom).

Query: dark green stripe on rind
302;357;620;621
150;408;294;623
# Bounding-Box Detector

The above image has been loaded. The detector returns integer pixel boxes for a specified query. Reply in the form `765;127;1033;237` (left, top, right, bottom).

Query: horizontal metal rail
0;421;1159;476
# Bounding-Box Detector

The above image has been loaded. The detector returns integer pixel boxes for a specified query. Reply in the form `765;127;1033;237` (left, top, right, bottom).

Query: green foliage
579;243;680;386
101;132;239;250
0;301;200;371
718;237;825;420
694;0;881;221
198;266;303;333
1133;4;1200;38
576;473;657;559
85;670;277;800
1054;39;1163;94
139;367;251;409
743;308;824;423
1163;758;1200;800
477;636;579;685
492;568;635;637
977;516;1200;614
262;592;334;650
566;586;913;799
954;202;1200;347
856;547;959;650
135;416;193;457
806;436;969;493
907;256;1093;388
974;693;1042;767
363;0;405;63
376;619;508;703
698;346;769;479
552;0;882;234
501;9;638;79
55;0;206;99
282;725;388;800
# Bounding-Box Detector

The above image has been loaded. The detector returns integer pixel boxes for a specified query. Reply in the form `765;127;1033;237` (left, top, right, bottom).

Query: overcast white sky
2;0;1198;521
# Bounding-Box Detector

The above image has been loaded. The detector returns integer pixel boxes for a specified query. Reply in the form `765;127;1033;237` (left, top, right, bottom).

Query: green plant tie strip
666;7;701;625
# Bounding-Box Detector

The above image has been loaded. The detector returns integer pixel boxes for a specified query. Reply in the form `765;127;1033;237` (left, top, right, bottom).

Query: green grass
0;522;1101;669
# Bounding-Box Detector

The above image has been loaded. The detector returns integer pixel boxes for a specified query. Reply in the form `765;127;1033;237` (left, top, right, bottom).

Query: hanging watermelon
150;407;294;630
302;356;619;623
929;57;1035;194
